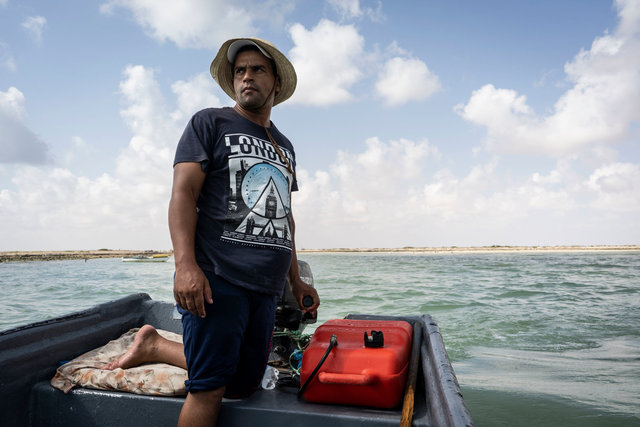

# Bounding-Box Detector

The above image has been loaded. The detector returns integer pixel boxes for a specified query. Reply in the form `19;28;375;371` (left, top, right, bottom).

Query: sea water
1;251;639;426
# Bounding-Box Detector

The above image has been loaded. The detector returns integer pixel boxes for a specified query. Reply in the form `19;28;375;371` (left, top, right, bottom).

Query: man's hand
290;276;320;316
173;263;213;318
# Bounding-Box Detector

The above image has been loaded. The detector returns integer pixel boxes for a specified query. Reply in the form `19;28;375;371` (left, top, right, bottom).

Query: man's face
233;50;280;110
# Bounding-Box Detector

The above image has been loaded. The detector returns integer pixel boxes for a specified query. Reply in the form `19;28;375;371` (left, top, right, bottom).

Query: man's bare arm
168;162;212;318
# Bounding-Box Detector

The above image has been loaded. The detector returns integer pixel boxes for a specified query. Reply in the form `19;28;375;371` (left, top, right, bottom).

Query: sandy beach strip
298;245;640;254
0;250;172;263
1;246;638;262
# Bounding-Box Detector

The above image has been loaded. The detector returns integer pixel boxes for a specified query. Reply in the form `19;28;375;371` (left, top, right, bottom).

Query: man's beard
237;93;267;110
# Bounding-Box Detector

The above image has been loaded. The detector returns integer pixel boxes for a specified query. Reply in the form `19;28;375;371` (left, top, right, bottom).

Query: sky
0;0;639;251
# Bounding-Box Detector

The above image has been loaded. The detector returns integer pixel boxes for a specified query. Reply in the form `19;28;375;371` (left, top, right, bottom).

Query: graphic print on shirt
222;132;295;251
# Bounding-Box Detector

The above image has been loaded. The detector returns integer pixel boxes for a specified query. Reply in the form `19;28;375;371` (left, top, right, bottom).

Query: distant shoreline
0;250;172;263
1;245;638;262
298;245;640;254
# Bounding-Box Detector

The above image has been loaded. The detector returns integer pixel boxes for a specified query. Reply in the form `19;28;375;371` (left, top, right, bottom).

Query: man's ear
275;75;282;96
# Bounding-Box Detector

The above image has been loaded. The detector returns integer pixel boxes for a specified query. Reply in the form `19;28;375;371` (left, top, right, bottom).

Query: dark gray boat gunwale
1;293;473;426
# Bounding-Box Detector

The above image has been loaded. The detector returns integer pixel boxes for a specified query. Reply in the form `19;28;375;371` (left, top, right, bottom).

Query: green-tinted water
2;251;639;425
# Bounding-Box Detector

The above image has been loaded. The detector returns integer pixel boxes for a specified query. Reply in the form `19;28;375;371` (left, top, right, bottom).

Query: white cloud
375;56;441;106
62;136;90;167
328;0;362;19
170;72;225;123
419;157;589;226
333;136;438;204
0;42;16;71
0;87;50;164
587;162;640;212
288;19;366;105
0;67;223;250
114;65;179;185
292;135;640;248
615;0;640;36
97;1;422;108
21;16;47;44
0;87;26;120
293;136;443;247
288;21;437;107
421;160;508;221
456;0;640;157
385;40;409;57
327;0;384;22
100;0;261;49
0;165;145;249
116;66;223;184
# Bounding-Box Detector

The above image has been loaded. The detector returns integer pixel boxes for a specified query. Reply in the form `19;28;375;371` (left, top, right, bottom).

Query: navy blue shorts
178;271;277;398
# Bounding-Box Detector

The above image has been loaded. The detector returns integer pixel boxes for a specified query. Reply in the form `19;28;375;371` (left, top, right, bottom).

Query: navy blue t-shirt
173;107;298;296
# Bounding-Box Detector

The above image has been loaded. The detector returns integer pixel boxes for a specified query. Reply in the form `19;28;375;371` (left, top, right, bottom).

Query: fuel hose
297;334;338;399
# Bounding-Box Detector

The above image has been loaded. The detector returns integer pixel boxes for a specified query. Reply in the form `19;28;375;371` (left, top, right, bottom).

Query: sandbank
0;250;172;263
1;246;638;263
298;245;640;254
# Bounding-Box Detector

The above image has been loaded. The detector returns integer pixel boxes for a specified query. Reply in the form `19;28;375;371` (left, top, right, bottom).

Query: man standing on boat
169;37;319;426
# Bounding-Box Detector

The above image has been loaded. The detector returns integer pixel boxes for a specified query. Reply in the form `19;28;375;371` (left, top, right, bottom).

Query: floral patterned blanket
51;328;187;396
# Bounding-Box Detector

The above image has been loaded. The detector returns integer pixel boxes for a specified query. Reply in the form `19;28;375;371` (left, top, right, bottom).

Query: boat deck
30;379;429;426
0;294;473;426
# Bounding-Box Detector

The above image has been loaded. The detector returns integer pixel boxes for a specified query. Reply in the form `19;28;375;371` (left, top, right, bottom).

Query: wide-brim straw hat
210;37;297;106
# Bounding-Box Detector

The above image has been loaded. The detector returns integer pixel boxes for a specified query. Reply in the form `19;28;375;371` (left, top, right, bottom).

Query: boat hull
0;270;473;426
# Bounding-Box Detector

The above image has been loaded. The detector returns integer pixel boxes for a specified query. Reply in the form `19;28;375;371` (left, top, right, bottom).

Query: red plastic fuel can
300;319;413;408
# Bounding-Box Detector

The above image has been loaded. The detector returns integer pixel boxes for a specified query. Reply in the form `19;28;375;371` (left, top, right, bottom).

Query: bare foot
101;325;161;370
